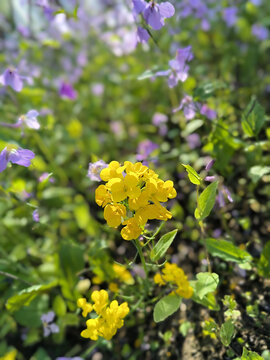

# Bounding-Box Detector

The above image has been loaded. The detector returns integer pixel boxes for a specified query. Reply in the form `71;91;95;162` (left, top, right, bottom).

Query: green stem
134;238;148;278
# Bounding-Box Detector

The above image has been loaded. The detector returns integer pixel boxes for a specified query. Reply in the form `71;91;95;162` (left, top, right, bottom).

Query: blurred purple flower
137;27;150;44
205;159;215;171
18;110;40;130
252;24;269;41
152;112;168;136
0;68;24;92
250;0;261;5
88;160;108;181
187;133;201;149
132;0;147;16
41;311;59;337
91;83;104;96
33;209;39;222
0;147;35;173
173;95;196;120
59;82;77;100
204;175;217;182
39;172;55;183
143;1;175;30
168;46;193;86
212;228;222;238
222;7;238;28
17;25;31;37
136;140;159;162
200;104;217;120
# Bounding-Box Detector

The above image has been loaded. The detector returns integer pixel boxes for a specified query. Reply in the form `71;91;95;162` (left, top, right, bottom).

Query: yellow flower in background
0;350;17;360
112;263;134;284
95;161;177;240
154;262;193;299
77;298;93;317
79;290;129;341
67;119;82;138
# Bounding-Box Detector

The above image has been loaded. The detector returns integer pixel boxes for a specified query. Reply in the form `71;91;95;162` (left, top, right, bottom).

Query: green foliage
242;98;265;138
194;182;218;221
258;241;270;278
220;319;235;346
206;238;252;264
191;272;219;300
6;281;57;313
153;294;182;323
150;229;178;261
182;164;202;185
240;348;264;360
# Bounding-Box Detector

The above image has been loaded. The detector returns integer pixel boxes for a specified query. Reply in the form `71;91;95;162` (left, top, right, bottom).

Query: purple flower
143;1;175;30
205;159;215;171
252;24;269;41
173;95;196;120
39;172;55;183
18;110;40;130
137;27;150;44
41;311;59;337
136;140;159;162
204;175;217;182
132;0;147;16
187;133;201;149
59;82;77;100
200;104;217;120
91;83;104;96
33;209;40;222
0;146;35;173
217;186;233;208
222;7;238;28
155;46;193;87
0;68;23;92
152;112;168;136
87;160;108;181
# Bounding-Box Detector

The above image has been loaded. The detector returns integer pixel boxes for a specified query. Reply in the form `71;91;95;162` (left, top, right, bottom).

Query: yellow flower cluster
95;161;177;240
154;262;193;299
77;290;129;341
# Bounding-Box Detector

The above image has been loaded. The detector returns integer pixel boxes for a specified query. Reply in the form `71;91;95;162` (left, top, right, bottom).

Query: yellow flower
79;290;129;341
155;263;193;299
113;263;134;284
121;217;143;240
107;173;141;202
100;161;125;181
109;282;119;292
95;185;112;207
0;350;17;360
91;289;109;315
104;203;126;228
77;298;93;317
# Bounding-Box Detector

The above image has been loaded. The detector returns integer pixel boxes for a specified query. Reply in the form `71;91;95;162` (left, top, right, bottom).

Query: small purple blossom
91;83;104;96
59;82;77;100
222;7;238;28
152;112;168;136
39;172;55;183
205;159;215;171
33;209;40;222
137;27;150;44
18;110;40;130
187;133;201;149
143;1;175;30
136;139;159;163
87;160;108;181
155;46;193;87
200;104;217;120
0;146;35;173
252;24;269;41
41;311;59;337
0;68;23;92
173;95;196;120
132;0;147;16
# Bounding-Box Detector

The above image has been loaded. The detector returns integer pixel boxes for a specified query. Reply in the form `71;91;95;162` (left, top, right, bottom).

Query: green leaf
182;120;204;136
192;272;219;300
6;281;57;313
193;80;227;100
191;292;220;311
242;97;265;138
52;295;67;317
241;348;264;360
182;164;202;185
150;229;178;261
206;238;253;264
220;319;235;346
248;166;270;183
137;67;159;80
258;241;270;278
153;294;182;323
59;241;84;283
194;181;218;220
